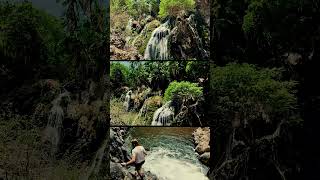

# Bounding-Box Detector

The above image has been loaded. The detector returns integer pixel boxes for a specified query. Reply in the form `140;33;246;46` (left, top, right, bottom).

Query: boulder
110;162;129;180
193;127;210;154
199;152;210;166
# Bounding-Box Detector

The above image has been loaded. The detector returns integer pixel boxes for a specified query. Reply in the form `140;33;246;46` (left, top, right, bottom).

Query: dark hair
131;139;140;148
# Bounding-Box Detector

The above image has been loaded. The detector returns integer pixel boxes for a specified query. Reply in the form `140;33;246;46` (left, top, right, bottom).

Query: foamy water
144;147;208;180
124;127;209;180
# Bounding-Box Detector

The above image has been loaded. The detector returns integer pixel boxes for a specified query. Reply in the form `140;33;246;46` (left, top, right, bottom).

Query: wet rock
283;52;302;65
110;128;131;162
137;95;163;125
110;162;128;180
110;127;158;180
131;20;161;56
199;152;210;166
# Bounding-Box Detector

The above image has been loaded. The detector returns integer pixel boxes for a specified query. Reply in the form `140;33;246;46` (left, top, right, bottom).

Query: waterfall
151;101;174;126
44;91;70;153
144;21;171;60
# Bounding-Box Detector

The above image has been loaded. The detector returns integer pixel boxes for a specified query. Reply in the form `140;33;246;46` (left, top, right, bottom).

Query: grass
0;116;86;179
110;98;139;125
110;98;152;125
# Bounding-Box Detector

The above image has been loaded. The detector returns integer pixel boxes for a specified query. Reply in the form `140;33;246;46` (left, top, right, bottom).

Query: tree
60;0;108;93
164;81;203;102
208;63;301;180
110;63;130;88
209;63;297;125
125;0;159;18
0;2;65;92
159;0;195;18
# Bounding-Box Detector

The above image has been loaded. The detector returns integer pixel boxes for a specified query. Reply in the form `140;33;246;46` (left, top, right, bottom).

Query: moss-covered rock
132;20;161;55
137;95;163;125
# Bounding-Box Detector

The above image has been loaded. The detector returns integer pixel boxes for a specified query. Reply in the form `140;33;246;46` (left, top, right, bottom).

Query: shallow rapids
124;127;209;180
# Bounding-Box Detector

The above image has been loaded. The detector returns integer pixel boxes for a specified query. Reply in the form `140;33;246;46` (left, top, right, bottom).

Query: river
124;127;209;180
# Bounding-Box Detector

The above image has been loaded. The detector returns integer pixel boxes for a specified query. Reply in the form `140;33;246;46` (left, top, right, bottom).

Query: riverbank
109;127;158;180
110;127;209;180
193;127;210;166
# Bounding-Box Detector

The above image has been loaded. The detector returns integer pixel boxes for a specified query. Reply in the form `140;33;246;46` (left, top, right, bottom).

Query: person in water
121;139;147;179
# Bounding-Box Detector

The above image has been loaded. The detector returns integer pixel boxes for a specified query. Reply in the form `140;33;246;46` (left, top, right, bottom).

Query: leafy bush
110;63;130;87
159;0;195;18
164;81;203;102
125;0;159;18
210;63;297;124
111;0;127;12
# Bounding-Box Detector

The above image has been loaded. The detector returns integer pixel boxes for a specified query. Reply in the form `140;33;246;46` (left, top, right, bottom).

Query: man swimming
121;139;147;179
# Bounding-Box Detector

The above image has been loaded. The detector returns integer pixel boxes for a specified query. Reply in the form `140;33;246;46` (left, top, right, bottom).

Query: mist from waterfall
144;21;171;60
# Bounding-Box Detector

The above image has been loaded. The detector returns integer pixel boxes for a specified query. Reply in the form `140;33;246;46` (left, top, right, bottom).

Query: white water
144;147;209;180
144;21;171;60
44;91;70;152
125;127;209;180
151;101;174;126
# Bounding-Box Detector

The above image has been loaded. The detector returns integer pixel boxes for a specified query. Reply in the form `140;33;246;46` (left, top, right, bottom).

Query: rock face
193;127;210;166
110;45;143;60
170;14;209;60
109;128;158;180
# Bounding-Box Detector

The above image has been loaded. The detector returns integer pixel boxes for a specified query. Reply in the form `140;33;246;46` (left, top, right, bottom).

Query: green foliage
110;63;130;86
61;0;108;83
125;0;159;18
210;63;297;123
159;0;196;18
123;61;207;91
0;2;65;77
186;61;208;81
111;0;127;12
164;81;203;102
127;62;149;88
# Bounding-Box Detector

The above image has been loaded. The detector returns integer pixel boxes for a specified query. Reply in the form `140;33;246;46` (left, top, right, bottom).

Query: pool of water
124;127;209;180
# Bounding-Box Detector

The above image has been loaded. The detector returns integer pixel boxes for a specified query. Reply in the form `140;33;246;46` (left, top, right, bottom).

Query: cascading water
124;127;209;180
151;101;174;126
44;91;70;153
144;21;171;60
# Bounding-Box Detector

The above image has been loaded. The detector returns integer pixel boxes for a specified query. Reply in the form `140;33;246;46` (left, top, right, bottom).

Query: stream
124;127;209;180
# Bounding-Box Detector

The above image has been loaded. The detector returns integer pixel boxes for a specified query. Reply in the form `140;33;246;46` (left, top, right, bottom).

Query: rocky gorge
109;127;210;180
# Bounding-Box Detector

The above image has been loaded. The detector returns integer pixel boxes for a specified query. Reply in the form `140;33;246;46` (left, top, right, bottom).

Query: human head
131;138;140;148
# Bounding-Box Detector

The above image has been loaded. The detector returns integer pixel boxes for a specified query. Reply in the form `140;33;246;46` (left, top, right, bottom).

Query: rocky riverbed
109;127;210;180
110;127;158;180
193;127;210;166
